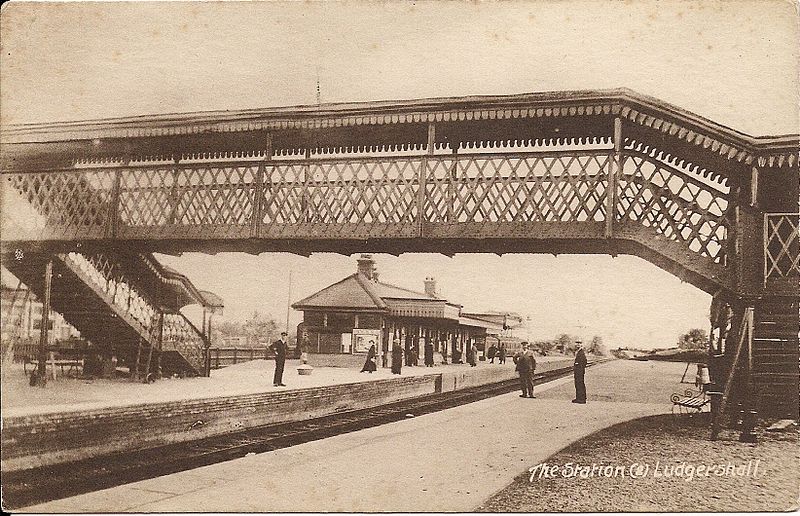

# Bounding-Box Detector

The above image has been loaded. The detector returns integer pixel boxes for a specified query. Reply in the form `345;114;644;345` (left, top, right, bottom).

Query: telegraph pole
285;270;293;334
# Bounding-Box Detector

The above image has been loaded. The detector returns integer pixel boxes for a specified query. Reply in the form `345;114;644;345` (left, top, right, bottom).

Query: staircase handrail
164;310;210;347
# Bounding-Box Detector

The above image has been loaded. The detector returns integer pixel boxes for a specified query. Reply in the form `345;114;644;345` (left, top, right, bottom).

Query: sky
1;1;798;349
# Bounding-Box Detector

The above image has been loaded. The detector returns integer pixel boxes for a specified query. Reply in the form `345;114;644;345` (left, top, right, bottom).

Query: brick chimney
424;277;437;297
357;254;375;280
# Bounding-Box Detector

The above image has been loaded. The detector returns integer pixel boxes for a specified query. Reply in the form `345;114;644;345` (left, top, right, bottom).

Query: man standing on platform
514;342;532;397
269;332;289;387
527;345;537;398
572;340;587;404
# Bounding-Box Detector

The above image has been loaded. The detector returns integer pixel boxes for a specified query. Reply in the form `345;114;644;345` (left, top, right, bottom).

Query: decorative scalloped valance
2;89;797;170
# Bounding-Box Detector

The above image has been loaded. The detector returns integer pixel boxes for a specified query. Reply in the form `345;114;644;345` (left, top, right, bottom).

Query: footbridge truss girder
2;90;797;299
1;89;797;413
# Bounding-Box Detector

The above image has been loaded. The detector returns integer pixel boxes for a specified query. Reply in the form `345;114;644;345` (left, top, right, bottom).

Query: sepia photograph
0;0;798;512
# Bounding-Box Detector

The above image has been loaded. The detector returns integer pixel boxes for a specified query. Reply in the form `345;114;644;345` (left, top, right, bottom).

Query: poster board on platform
353;329;381;354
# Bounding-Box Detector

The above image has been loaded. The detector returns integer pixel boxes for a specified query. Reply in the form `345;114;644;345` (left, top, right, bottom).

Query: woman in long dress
391;340;403;374
361;344;377;373
424;340;434;367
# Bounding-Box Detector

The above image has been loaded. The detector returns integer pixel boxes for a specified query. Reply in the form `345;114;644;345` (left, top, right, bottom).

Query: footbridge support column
31;259;52;387
727;160;799;422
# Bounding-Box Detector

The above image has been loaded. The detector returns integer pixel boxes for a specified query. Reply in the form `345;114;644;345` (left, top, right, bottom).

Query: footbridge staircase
4;249;215;379
1;88;797;412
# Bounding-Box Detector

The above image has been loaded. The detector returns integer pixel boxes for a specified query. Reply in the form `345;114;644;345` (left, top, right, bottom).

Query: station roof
2;89;796;178
140;255;224;312
458;315;505;331
370;280;440;301
292;273;388;312
292;272;459;312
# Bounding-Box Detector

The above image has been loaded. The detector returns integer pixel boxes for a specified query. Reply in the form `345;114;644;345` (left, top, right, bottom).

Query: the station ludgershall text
529;460;761;482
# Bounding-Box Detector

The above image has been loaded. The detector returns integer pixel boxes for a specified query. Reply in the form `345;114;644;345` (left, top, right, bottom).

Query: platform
1;356;572;471
2;356;570;416
18;361;685;513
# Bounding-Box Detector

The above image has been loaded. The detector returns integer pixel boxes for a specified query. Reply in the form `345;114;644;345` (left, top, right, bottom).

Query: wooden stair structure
752;300;799;418
4;250;211;378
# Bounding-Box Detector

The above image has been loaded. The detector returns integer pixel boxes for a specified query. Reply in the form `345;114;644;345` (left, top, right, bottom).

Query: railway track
3;360;607;509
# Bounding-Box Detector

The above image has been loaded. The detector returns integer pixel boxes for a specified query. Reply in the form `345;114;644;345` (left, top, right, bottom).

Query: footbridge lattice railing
2;144;732;265
65;252;160;340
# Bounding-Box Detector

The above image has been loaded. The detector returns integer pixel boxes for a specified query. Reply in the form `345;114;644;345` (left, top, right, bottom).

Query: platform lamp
297;327;313;376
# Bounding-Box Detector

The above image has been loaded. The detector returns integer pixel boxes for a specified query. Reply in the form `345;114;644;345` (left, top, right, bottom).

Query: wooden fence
209;347;268;369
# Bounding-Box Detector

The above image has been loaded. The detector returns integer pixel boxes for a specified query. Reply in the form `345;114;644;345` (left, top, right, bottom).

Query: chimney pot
356;254;376;280
424;277;437;297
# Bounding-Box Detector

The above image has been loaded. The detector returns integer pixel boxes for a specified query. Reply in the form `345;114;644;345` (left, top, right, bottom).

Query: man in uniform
526;345;537;398
269;331;289;387
514;342;532;397
572;339;587;403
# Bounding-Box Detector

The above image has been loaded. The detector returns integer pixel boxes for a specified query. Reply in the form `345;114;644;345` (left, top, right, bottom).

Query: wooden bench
671;389;710;415
24;357;83;377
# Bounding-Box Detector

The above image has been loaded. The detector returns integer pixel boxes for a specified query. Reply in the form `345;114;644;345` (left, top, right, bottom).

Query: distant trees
212;311;279;347
676;328;709;350
530;340;555;354
527;333;610;355
610;348;631;359
555;333;576;353
587;335;607;356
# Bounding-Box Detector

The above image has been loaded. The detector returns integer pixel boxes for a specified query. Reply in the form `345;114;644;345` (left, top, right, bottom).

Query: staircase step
753;362;799;374
755;301;799;312
754;317;800;328
754;328;800;339
755;316;799;326
753;345;799;355
752;372;800;386
753;341;800;355
757;398;800;418
753;353;799;362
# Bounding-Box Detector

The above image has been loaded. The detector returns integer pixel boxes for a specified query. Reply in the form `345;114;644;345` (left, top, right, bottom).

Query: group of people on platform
285;332;589;403
512;339;588;403
381;339;484;374
486;343;507;364
282;332;587;404
513;343;537;398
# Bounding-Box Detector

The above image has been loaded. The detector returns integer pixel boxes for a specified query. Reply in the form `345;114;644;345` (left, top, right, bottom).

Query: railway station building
292;255;505;367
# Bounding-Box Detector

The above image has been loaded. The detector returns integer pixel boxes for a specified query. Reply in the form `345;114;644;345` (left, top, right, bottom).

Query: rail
3;148;731;266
